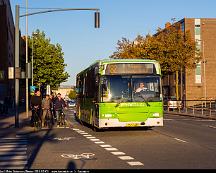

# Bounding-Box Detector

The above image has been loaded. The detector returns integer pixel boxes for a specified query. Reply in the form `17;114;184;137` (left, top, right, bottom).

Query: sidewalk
0;108;33;137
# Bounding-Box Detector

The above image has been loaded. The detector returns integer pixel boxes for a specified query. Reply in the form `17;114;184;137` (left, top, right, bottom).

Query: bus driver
135;82;148;93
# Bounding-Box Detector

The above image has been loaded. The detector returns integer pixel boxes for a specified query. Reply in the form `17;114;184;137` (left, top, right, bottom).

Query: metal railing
164;99;216;117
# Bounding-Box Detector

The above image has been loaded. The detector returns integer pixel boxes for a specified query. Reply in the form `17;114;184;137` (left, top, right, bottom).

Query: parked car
167;96;183;110
67;100;76;108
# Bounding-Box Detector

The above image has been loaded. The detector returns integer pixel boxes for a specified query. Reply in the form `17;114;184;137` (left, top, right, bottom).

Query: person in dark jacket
54;93;66;126
30;90;42;126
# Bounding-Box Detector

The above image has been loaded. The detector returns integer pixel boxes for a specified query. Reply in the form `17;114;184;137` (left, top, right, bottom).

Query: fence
164;99;216;117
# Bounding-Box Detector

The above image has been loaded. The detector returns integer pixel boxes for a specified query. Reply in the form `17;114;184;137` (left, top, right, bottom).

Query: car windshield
101;75;161;103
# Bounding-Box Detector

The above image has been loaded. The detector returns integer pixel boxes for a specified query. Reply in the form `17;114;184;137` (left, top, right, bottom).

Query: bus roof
77;58;160;76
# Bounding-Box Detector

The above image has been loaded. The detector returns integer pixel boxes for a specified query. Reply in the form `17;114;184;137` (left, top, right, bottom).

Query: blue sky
10;0;216;85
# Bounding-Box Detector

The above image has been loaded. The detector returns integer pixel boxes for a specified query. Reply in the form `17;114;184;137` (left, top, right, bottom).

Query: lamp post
14;5;100;127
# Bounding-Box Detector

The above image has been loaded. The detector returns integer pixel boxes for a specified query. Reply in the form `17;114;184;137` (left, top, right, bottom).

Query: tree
29;29;70;89
68;90;76;100
110;24;200;100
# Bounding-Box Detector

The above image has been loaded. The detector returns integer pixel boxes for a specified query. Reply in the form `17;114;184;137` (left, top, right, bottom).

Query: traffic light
95;11;100;28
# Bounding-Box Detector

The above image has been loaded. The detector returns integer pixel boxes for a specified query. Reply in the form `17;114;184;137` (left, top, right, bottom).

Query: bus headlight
152;113;160;117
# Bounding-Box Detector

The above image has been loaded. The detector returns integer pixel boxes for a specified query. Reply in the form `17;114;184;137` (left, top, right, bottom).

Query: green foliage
68;90;76;100
29;29;70;88
110;25;200;75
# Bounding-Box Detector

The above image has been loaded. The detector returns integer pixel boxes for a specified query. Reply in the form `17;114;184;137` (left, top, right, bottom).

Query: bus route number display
105;63;155;75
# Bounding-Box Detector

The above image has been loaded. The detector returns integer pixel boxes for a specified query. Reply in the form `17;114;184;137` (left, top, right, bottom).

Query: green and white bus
76;58;163;130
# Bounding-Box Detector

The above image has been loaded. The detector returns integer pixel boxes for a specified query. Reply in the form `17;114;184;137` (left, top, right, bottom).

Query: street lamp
14;5;100;127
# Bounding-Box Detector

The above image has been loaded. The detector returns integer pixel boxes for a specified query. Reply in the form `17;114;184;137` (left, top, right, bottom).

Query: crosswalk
0;135;28;169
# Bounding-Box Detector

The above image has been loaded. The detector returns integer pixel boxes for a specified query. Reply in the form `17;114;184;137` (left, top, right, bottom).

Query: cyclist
54;93;67;127
30;90;42;127
41;94;52;128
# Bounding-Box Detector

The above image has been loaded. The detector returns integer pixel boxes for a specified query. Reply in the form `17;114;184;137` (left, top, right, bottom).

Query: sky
10;0;216;86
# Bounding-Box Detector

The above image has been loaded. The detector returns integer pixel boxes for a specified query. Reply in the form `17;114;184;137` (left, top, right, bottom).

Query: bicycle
57;109;66;127
32;106;42;131
44;109;52;129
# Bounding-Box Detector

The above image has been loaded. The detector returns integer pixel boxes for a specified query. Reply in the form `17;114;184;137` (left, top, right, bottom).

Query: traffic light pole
14;5;100;127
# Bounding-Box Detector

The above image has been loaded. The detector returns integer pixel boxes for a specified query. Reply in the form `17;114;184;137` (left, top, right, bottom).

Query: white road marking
0;145;27;148
111;152;126;155
100;145;112;148
0;151;26;155
77;130;85;133
118;156;134;160
0;161;27;166
174;138;187;143
207;125;216;129
80;133;89;135
0;155;27;160
127;161;144;166
83;135;92;137
0;148;27;151
94;141;105;144
72;128;80;131
104;148;118;151
90;139;100;141
86;136;96;139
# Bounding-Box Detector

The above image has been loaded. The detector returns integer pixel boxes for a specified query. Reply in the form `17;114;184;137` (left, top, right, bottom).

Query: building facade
0;0;15;101
161;18;216;101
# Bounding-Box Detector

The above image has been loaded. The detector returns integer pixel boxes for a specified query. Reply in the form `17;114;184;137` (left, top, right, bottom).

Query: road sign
30;86;36;95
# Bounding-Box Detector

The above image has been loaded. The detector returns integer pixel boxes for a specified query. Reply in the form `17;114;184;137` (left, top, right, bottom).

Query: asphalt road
24;108;216;169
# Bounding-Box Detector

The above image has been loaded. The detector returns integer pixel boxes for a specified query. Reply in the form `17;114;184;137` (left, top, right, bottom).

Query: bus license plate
126;123;138;127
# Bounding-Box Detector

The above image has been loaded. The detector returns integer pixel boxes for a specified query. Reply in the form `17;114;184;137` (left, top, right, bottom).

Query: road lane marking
0;148;27;151
118;156;134;160
174;138;187;143
0;155;27;160
207;125;216;129
0;145;27;148
90;139;100;141
94;141;105;144
72;128;80;131
127;161;144;166
83;135;92;137
100;145;112;148
0;160;27;166
111;152;126;155
80;133;89;135
86;136;96;139
104;148;118;151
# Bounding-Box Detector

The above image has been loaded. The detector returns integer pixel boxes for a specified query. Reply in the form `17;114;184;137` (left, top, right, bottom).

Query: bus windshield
101;75;161;103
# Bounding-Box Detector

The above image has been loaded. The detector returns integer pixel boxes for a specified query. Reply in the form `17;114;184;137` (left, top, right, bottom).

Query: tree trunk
175;71;179;100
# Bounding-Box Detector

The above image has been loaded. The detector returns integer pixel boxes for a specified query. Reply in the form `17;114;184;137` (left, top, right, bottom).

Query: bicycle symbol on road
61;153;95;160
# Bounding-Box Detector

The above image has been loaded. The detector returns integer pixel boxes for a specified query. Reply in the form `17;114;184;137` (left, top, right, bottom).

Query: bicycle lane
29;127;132;169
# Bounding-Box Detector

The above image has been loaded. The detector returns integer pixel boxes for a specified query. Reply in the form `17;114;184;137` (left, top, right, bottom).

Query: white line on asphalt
111;152;126;155
83;135;92;137
86;136;96;139
0;151;27;154
104;148;118;151
0;160;27;166
0;142;27;145
90;139;100;141
118;156;134;160
207;125;216;129
127;161;144;166
77;130;85;133
0;145;27;148
72;128;80;131
0;148;27;151
0;155;27;160
1;138;27;140
174;138;188;143
94;141;105;144
80;133;89;135
100;145;112;148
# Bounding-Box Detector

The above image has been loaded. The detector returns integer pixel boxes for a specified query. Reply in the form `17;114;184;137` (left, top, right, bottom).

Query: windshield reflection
101;75;161;103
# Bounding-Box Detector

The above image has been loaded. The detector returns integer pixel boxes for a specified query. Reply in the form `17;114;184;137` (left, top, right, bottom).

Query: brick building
0;0;26;105
0;0;15;101
161;18;216;101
